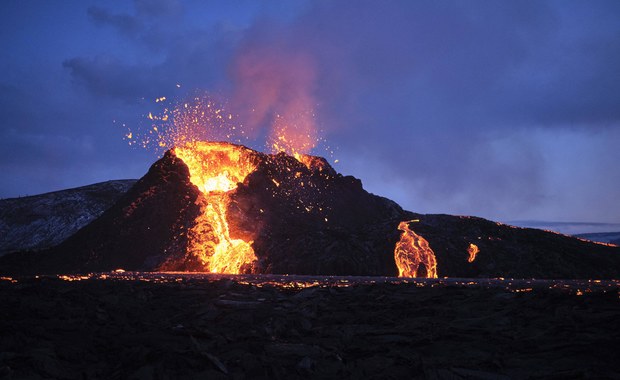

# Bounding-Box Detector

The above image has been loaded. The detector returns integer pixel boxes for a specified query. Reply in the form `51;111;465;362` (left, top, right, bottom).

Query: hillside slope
0;180;136;256
1;143;619;279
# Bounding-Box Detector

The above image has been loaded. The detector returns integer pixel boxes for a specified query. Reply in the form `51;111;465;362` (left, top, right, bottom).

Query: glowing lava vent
394;220;438;278
174;141;258;273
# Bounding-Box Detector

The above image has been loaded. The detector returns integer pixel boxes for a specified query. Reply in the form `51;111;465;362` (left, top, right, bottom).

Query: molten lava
394;220;438;278
294;153;328;172
468;243;479;263
174;142;258;273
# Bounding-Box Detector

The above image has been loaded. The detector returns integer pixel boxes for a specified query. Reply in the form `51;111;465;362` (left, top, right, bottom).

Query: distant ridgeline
1;143;619;279
0;180;136;257
575;232;620;246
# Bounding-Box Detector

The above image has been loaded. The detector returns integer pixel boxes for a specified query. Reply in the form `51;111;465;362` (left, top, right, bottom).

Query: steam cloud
230;42;318;155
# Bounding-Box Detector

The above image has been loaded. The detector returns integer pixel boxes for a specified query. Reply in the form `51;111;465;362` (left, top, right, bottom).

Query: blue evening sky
1;0;619;224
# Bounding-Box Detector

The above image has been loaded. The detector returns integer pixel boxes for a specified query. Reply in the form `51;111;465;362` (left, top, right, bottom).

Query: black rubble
0;275;618;379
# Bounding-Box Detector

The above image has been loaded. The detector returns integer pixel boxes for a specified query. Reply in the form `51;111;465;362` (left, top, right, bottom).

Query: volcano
2;141;619;278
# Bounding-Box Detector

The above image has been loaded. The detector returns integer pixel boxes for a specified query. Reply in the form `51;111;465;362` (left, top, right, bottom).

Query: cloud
88;6;143;37
228;31;319;153
134;0;183;18
52;0;620;220
63;56;167;102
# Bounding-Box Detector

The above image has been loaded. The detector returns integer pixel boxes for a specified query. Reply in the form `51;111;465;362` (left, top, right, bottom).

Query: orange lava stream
394;221;438;278
174;142;257;273
468;243;479;263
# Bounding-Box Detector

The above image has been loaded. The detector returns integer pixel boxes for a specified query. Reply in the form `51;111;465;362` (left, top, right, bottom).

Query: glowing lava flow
394;221;438;278
468;243;479;263
174;142;257;273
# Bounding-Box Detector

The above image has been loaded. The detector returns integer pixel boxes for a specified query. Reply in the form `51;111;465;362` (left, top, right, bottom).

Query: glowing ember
394;220;438;278
294;153;328;172
126;95;248;153
468;243;479;263
174;142;258;273
270;112;317;157
126;93;338;178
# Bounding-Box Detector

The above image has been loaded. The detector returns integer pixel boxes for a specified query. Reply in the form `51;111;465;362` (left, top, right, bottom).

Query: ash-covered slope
1;143;619;278
0;180;136;257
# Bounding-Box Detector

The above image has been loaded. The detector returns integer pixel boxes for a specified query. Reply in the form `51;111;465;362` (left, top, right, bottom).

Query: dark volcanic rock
1;142;619;278
405;214;620;279
1;276;619;379
229;151;404;275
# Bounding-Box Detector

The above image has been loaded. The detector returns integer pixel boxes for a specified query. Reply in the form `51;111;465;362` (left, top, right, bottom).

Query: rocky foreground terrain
1;274;618;379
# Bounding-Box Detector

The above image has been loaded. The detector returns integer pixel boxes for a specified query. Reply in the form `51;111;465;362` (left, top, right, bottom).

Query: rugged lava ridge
1;141;620;279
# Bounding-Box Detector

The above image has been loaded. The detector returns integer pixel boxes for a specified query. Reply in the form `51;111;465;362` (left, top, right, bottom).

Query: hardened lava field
1;273;618;379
